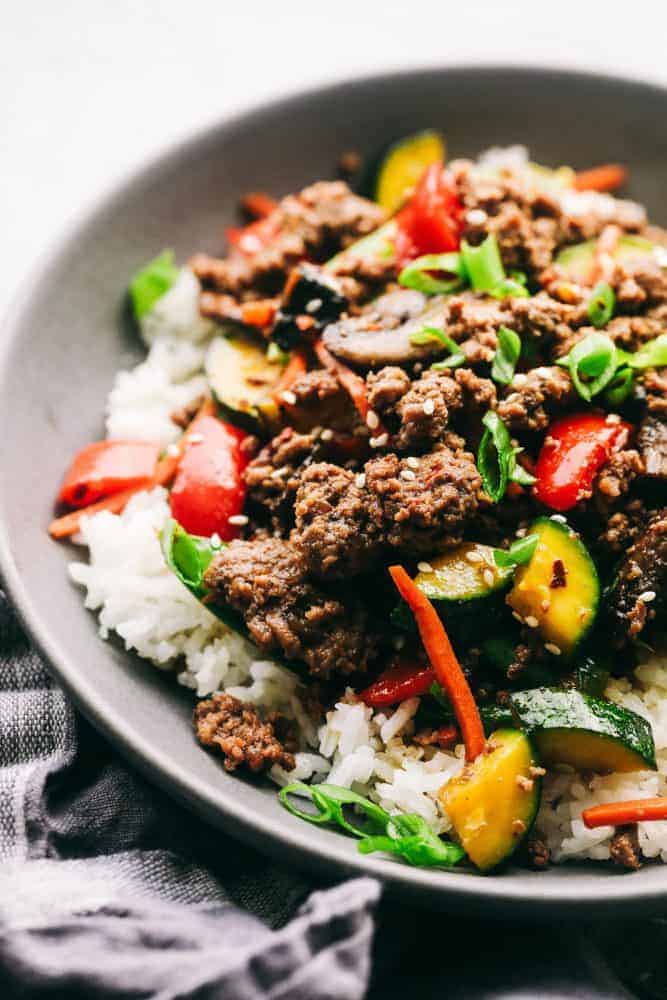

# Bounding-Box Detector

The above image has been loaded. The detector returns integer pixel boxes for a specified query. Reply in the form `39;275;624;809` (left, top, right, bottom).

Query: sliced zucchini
205;332;284;434
391;543;513;638
509;687;656;773
556;235;657;283
507;517;599;657
375;130;446;214
440;729;541;872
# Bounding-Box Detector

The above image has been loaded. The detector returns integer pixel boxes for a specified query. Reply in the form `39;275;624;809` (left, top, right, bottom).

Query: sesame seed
320;428;334;441
366;409;380;430
550;514;567;524
512;611;524;624
413;363;423;374
530;766;546;777
516;775;534;792
512;819;527;836
466;208;488;226
541;599;551;612
512;373;528;388
639;591;656;603
188;433;203;444
515;527;527;538
483;569;495;587
305;297;323;314
271;466;289;479
281;390;297;406
370;433;389;448
210;533;222;547
228;514;249;526
417;561;433;573
466;551;482;563
422;398;435;416
355;473;366;488
525;615;539;628
544;642;562;656
400;468;416;482
605;413;621;425
406;456;420;470
166;443;180;457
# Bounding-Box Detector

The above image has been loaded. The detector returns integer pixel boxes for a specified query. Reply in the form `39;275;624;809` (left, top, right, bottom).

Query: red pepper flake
550;559;567;589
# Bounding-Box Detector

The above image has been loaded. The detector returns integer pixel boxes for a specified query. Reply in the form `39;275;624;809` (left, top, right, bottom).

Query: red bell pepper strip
49;399;218;540
394;162;463;266
227;216;280;256
240;299;278;329
533;413;632;512
240;191;278;219
359;659;436;707
57;440;160;508
573;164;627;193
170;415;250;540
583;797;667;829
389;566;485;762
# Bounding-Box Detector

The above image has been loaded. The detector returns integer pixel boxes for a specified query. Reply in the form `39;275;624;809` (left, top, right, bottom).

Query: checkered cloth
0;589;379;998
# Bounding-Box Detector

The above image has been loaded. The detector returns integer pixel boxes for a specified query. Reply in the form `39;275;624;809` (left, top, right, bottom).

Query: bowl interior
3;66;667;916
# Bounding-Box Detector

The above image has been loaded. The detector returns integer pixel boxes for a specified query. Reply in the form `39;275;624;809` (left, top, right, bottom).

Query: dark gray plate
2;66;667;918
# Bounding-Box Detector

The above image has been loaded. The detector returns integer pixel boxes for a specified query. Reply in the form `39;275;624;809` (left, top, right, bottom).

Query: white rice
67;193;667;868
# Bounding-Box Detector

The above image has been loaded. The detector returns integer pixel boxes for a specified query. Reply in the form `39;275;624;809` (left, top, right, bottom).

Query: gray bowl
2;66;667;918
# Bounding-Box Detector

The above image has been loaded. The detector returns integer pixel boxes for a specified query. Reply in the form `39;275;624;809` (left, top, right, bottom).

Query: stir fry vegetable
359;659;435;707
57;441;160;508
583;798;667;829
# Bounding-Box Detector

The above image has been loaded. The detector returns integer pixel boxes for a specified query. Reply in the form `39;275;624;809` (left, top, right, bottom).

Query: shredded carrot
590;224;622;284
48;487;148;538
240;299;278;328
314;339;377;427
49;398;217;539
271;348;308;407
573;164;628;193
388;565;485;762
583;797;667;829
240;191;278;220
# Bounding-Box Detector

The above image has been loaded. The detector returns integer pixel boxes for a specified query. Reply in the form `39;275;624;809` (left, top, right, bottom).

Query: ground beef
366;366;412;414
244;428;319;530
364;444;483;554
496;366;575;433
442;293;506;365
642;368;667;418
454;367;497;416
283;368;357;433
393;370;463;451
593;449;644;505
638;416;667;479
193;693;296;773
199;290;245;322
597;499;650;555
507;291;588;354
203;537;379;677
293;462;385;579
609;825;642;871
523;835;551;869
192;181;385;299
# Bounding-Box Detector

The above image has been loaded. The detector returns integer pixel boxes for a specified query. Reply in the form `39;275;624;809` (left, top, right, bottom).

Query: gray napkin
0;590;380;999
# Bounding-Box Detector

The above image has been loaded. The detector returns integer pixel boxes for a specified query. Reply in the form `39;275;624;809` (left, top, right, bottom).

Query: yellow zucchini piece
375;130;446;214
440;729;541;872
205;332;283;433
507;517;599;657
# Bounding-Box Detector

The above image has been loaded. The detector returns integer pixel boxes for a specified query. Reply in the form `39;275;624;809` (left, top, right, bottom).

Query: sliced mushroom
638;416;667;479
322;297;450;368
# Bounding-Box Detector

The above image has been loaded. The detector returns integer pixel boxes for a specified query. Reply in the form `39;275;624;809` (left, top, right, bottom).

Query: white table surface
2;0;667;316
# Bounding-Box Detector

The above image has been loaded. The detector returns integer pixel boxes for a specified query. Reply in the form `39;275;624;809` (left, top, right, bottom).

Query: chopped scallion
398;253;466;295
494;533;539;568
587;282;616;328
130;250;179;320
491;326;522;385
410;326;466;369
556;331;619;401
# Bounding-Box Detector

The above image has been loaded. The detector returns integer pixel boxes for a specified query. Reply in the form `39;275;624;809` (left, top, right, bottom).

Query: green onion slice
279;782;464;868
461;234;505;293
410;327;466;369
587;282;616;328
603;366;634;406
626;333;667;369
493;533;539;568
491;326;522;385
556;331;619;401
130;249;179;320
477;411;536;501
398;253;466;295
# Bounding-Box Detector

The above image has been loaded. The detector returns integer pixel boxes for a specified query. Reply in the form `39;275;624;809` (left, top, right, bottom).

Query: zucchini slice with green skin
391;543;513;638
507;517;599;657
374;130;446;214
509;687;657;773
325;219;398;274
556;235;657;283
205;332;284;434
440;729;541;872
